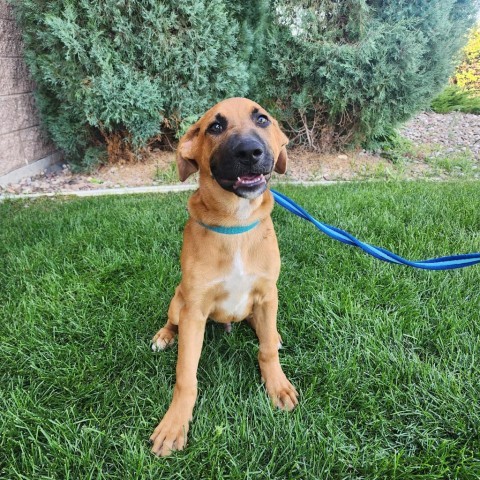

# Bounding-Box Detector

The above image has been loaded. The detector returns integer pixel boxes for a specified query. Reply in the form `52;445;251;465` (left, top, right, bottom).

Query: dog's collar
196;220;260;235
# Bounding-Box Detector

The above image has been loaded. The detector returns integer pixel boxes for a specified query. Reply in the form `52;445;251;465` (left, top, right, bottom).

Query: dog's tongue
234;174;266;189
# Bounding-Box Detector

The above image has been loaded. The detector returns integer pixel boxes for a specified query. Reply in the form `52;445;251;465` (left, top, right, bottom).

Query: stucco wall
0;0;59;181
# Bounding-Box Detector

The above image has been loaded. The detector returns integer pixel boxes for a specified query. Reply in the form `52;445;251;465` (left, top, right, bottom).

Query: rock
401;111;480;160
337;154;348;160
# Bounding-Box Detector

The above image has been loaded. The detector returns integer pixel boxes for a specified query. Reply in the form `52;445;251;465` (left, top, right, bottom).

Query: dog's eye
256;115;270;127
208;122;224;135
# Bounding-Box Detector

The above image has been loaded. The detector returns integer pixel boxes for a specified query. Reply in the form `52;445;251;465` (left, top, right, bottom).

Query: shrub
12;0;480;164
12;0;248;164
244;0;479;150
454;24;480;92
431;85;480;114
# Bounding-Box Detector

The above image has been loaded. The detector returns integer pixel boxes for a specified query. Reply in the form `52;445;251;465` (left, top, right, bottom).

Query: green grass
153;161;178;184
1;181;480;479
426;151;477;177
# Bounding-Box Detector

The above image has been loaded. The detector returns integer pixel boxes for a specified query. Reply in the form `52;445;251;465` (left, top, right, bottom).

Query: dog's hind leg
151;286;183;351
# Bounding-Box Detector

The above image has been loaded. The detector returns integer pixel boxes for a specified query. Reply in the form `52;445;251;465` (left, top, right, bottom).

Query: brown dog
150;97;298;456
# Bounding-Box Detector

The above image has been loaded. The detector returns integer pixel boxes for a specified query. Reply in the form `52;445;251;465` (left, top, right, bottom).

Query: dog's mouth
234;174;267;189
215;172;271;198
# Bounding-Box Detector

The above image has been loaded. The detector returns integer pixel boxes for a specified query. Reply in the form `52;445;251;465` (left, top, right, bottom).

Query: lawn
1;181;480;479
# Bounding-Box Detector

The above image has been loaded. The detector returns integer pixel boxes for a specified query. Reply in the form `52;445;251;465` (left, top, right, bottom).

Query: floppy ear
274;127;289;174
275;145;288;174
177;124;200;182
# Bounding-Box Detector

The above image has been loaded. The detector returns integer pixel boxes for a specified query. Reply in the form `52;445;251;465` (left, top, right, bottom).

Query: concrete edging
0;151;63;187
0;180;343;202
0;178;452;203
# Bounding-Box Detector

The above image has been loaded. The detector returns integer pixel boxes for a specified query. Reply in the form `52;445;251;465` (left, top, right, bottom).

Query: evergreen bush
12;0;248;164
11;0;480;164
244;0;479;150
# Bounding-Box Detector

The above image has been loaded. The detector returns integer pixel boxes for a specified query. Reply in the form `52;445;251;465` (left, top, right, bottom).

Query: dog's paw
151;327;177;351
150;410;190;457
264;372;299;411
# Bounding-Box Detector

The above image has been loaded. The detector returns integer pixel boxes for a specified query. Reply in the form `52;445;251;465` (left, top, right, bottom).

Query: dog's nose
233;138;264;165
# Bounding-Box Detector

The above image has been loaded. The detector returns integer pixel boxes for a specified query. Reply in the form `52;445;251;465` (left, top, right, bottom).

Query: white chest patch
236;198;253;221
214;250;256;319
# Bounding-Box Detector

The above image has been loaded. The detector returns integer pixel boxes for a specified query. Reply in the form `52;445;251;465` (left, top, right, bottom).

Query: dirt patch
286;149;393;181
0;148;417;195
89;149;396;184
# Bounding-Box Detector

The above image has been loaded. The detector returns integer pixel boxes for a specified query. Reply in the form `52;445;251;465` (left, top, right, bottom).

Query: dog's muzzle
210;132;274;199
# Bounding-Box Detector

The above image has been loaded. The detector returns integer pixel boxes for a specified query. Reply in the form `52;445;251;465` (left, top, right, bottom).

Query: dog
150;97;298;457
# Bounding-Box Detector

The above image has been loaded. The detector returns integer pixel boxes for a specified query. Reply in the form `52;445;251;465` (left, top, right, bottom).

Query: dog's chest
212;250;256;320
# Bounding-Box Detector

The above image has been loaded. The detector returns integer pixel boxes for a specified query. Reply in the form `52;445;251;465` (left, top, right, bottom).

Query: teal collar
197;220;260;235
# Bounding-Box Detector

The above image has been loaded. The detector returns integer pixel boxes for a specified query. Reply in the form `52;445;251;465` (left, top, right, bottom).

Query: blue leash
271;189;480;271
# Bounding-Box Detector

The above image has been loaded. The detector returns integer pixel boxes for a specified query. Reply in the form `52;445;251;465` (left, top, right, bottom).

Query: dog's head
177;98;289;199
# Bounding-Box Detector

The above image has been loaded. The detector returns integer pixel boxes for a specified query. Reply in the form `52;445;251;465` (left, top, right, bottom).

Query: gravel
400;111;480;158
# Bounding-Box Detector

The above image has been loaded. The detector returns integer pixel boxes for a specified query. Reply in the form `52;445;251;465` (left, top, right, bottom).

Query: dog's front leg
150;307;206;457
253;288;298;411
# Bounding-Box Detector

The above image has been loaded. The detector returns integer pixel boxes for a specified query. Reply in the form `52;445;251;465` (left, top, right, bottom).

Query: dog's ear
275;146;288;174
274;124;289;174
177;124;201;182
